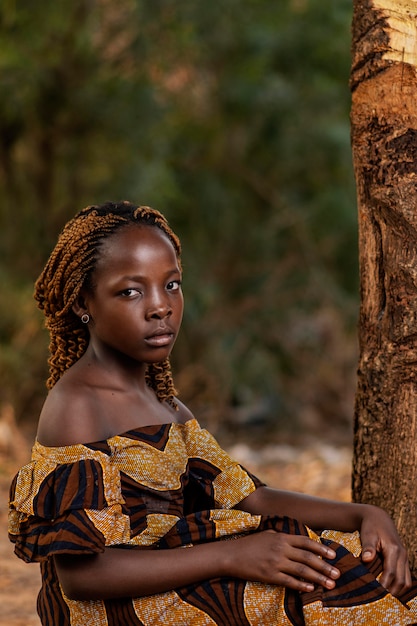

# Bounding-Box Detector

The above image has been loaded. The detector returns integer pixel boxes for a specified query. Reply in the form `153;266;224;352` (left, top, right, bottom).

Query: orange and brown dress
8;418;417;625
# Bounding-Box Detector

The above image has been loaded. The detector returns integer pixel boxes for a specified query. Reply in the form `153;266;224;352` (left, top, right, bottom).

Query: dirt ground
1;460;41;626
0;435;352;625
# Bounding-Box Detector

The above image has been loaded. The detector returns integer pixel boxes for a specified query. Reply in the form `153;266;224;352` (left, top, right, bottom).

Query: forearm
238;486;370;532
55;541;229;601
56;528;344;601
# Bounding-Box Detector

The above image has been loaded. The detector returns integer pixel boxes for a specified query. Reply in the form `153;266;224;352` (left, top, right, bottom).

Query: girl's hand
359;504;412;597
224;530;340;593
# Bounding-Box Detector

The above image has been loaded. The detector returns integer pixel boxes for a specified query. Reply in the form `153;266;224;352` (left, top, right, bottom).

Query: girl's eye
167;280;181;292
120;288;141;297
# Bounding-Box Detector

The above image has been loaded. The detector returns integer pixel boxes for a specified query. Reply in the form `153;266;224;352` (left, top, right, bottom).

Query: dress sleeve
185;420;265;510
8;441;131;563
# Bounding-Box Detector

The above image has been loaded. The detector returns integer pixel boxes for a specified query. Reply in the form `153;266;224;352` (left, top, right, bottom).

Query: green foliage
0;0;357;438
0;269;47;420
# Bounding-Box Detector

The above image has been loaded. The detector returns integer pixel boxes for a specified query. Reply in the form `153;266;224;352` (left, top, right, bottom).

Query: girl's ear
72;293;89;319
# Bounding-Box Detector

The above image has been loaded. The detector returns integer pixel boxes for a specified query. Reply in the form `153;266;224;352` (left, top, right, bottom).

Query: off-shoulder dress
8;418;417;625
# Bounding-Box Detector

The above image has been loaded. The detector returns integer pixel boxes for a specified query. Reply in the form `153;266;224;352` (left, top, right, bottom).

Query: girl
8;201;417;625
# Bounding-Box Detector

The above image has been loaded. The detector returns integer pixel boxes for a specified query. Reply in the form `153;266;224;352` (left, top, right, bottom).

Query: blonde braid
35;201;181;407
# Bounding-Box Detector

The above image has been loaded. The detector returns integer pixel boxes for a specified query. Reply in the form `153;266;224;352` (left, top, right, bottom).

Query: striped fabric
8;418;417;625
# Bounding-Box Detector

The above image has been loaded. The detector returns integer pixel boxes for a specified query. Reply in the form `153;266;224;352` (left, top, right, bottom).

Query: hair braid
35;201;181;407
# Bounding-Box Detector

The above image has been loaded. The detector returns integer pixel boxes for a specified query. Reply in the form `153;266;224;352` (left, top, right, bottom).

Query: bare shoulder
174;398;195;424
36;375;103;447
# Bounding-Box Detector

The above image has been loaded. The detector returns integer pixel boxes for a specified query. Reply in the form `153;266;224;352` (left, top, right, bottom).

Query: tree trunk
351;0;417;573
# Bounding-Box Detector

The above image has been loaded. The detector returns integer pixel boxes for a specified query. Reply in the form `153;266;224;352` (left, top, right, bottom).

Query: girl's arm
55;488;410;601
55;529;339;600
237;486;365;531
238;486;411;596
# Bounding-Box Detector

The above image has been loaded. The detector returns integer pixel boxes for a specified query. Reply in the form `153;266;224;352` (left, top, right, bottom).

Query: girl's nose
146;296;172;320
150;305;172;319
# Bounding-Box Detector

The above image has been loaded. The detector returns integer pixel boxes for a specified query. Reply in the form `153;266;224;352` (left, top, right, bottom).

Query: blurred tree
0;0;356;440
351;0;417;572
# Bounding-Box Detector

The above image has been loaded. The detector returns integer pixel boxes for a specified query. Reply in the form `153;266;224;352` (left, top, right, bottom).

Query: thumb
360;527;379;562
361;543;377;562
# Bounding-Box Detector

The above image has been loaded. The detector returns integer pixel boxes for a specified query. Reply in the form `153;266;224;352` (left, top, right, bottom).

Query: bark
351;0;417;573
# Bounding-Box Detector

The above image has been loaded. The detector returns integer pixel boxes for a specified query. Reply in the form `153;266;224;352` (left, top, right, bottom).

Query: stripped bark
351;0;417;572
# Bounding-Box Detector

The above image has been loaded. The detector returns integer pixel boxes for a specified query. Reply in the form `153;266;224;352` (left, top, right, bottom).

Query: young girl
8;201;417;625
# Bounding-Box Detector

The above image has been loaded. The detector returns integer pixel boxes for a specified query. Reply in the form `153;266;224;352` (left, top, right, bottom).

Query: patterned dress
8;418;417;625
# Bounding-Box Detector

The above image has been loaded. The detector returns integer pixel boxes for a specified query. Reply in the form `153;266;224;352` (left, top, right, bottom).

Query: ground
1;462;41;626
1;434;352;626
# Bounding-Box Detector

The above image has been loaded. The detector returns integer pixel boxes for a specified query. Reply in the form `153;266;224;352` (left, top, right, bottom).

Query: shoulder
36;374;105;447
174;398;195;424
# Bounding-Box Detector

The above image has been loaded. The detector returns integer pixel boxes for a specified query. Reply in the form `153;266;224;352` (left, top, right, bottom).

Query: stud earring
81;313;90;324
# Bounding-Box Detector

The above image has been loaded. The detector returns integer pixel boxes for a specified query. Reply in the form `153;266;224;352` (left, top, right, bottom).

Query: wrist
355;502;382;526
216;539;240;579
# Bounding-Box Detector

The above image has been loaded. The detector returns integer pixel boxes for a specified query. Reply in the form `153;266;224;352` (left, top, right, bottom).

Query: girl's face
82;224;183;367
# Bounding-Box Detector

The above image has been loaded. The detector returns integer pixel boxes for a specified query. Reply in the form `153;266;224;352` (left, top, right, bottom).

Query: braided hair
34;201;181;406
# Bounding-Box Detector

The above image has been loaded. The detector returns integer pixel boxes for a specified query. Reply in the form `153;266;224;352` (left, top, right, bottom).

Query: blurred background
0;0;357;448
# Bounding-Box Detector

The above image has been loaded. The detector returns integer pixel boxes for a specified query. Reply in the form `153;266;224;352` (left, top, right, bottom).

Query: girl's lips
144;333;174;347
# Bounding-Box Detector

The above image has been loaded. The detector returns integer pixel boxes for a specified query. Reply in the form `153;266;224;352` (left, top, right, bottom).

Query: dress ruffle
9;454;130;562
8;420;261;565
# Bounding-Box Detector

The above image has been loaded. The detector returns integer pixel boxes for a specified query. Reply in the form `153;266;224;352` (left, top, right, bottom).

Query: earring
81;313;90;324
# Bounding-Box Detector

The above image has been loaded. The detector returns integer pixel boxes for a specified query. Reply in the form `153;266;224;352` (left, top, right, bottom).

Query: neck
78;343;150;393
